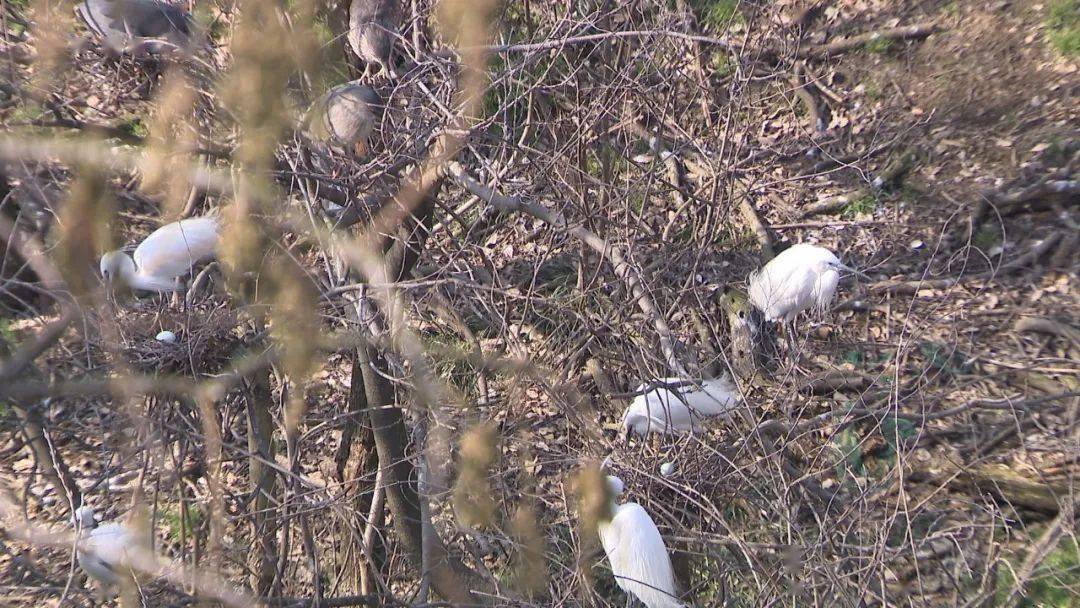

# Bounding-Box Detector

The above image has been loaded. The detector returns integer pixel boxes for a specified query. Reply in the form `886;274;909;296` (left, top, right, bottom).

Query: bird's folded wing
607;504;682;607
112;0;191;37
134;217;219;280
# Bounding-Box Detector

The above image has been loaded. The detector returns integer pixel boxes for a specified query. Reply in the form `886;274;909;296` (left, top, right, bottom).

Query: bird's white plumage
101;215;219;292
598;476;683;608
622;376;739;437
73;507;138;589
748;243;843;323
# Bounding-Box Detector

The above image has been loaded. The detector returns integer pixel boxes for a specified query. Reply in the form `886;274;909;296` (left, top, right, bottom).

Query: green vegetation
842;192;877;218
692;0;743;29
833;427;865;480
972;226;1000;251
863;36;895;55
162;503;204;543
863;81;883;101
711;51;735;77
1047;0;1080;56
996;536;1080;607
120;116;149;139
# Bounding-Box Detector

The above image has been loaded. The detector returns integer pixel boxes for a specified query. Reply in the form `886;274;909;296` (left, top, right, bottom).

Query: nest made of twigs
115;297;242;375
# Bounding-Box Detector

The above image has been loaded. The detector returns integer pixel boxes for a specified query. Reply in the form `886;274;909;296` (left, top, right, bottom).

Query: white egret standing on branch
72;506;139;593
598;476;685;608
748;243;867;323
100;215;219;292
621;377;740;439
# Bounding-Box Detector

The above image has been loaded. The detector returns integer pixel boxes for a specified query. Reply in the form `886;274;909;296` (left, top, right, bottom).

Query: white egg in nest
155;330;177;343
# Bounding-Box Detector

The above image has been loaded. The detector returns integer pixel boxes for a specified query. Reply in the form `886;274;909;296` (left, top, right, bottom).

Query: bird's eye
738;310;746;319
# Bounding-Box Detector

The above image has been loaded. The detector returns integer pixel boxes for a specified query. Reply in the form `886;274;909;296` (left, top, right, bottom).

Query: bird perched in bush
71;506;140;594
348;0;403;78
100;215;219;292
621;377;739;438
76;0;193;56
598;476;685;608
748;243;866;323
305;81;383;157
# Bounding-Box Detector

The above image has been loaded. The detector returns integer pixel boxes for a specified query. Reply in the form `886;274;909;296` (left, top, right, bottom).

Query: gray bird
305;81;383;157
76;0;192;55
348;0;402;78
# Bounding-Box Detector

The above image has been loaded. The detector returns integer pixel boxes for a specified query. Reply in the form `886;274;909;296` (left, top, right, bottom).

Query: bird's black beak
838;263;871;281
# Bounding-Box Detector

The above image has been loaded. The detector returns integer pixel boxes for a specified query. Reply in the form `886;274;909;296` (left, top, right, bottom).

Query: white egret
72;506;139;592
76;0;193;55
621;377;739;439
100;215;219;292
747;243;866;323
598;476;685;608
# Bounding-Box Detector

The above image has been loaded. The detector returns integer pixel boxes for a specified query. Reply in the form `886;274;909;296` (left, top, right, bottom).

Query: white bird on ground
100;215;219;292
747;243;867;323
72;506;139;592
621;377;740;439
598;476;684;608
155;330;177;343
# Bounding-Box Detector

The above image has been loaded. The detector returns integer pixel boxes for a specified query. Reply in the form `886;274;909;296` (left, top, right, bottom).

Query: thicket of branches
1;0;1078;607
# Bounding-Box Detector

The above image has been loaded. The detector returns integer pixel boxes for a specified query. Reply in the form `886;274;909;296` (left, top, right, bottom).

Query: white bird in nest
100;215;219;292
621;377;740;439
747;243;867;324
72;506;141;593
598;476;685;608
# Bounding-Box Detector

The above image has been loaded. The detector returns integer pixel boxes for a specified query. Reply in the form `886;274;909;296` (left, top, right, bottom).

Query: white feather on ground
621;376;740;437
747;243;843;323
598;476;685;608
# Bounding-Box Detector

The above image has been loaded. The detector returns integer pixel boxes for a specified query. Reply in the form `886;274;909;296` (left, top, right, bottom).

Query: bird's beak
839;264;871;281
620;426;632;445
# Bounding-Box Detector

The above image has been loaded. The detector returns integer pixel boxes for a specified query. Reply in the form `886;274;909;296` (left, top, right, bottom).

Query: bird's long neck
120;257;178;292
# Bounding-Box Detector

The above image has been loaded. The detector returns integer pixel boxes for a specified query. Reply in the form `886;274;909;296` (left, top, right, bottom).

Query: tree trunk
246;365;279;597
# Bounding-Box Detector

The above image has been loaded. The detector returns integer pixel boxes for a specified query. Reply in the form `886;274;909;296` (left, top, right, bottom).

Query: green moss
863;36;895;54
120;116;149;139
842;349;865;366
1047;0;1080;56
996;536;1080;607
842;193;877;218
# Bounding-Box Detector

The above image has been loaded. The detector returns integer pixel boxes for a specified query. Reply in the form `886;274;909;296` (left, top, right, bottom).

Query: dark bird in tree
348;0;403;78
305;81;383;157
76;0;192;55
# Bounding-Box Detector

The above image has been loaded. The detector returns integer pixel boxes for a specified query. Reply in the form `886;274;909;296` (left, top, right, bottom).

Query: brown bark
246;365;280;597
